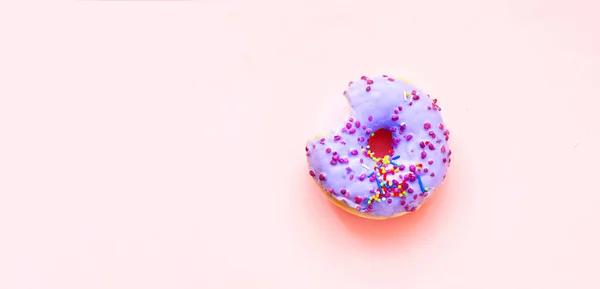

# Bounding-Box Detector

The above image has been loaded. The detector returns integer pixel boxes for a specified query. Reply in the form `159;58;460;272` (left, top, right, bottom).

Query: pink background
1;0;599;288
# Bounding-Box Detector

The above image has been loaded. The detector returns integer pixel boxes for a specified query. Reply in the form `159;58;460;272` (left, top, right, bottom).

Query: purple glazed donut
305;75;452;219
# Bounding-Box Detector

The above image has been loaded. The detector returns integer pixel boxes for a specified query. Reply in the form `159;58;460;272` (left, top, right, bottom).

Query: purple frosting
306;75;452;218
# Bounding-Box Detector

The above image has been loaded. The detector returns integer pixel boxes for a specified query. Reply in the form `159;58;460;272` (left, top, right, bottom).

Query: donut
305;75;452;219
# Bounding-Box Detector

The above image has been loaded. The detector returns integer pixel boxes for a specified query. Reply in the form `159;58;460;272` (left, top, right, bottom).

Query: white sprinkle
362;164;370;170
403;90;408;101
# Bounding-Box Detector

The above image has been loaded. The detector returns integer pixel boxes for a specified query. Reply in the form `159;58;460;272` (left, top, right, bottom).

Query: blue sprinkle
375;178;384;193
368;172;375;178
390;162;401;167
417;175;426;193
392;155;400;160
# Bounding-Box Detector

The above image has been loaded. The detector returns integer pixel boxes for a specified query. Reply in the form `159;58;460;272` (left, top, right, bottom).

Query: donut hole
367;128;394;158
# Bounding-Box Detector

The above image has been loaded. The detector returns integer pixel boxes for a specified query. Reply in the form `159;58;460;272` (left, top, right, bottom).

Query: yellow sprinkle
397;77;414;85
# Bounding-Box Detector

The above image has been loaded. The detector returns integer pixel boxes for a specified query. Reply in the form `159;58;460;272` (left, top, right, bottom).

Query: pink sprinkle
428;143;435;150
368;116;373;122
340;188;347;194
388;78;394;82
382;74;388;77
401;200;406;206
346;123;352;129
351;149;358;155
405;134;413;141
430;173;435;177
366;86;371;92
408;188;414;194
349;118;354;122
413;95;420;100
429;131;436;138
420;141;426;148
413;195;418;200
334;135;341;141
387;199;392;204
326;148;332;153
399;164;406;171
439;123;444;130
424;168;428;173
349;128;356;134
421;151;427;159
394;109;399;114
359;173;366;181
409;165;416;172
411;90;417;95
360;158;364;163
367;80;374;84
360;76;367;80
398;106;403;111
319;138;325;144
330;160;337;165
355;120;361;128
365;128;372;134
424;122;431;130
428;160;434;165
391;115;399;121
400;123;406;131
354;196;362;204
443;158;447;163
309;170;315;176
319;174;325;181
362;125;367;130
332;155;339;161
